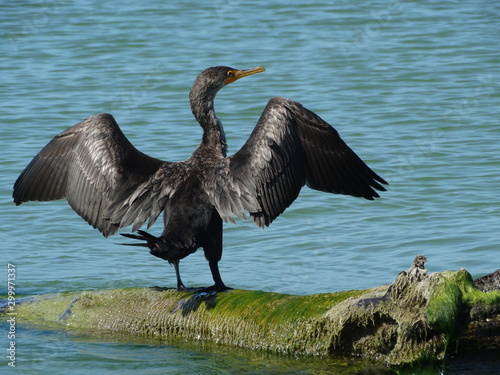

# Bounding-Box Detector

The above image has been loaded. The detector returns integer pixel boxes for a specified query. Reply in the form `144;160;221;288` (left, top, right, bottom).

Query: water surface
1;0;499;373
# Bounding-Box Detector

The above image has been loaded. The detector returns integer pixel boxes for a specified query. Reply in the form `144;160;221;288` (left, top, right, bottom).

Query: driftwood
3;256;499;370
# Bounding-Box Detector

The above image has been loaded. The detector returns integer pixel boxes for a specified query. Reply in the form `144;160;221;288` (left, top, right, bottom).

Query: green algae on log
4;256;500;367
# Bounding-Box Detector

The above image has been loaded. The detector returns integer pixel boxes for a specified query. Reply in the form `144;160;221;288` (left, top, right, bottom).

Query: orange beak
224;66;265;85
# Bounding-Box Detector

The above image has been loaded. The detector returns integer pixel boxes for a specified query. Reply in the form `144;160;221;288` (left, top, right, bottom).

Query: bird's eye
227;71;235;77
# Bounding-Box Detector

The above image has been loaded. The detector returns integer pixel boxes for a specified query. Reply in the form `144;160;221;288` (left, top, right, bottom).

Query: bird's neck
202;110;228;157
191;92;228;157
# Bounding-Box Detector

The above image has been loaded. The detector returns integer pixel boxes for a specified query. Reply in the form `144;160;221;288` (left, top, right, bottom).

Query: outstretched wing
209;97;387;227
13;113;187;237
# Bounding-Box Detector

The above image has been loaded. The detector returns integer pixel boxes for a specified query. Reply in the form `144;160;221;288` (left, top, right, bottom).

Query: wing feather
13;114;186;236
209;97;387;227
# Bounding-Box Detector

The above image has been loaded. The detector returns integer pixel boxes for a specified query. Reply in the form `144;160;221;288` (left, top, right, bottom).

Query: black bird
13;66;387;292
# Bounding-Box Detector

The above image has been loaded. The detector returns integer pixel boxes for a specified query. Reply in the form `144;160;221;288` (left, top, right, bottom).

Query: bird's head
190;66;266;99
189;66;265;130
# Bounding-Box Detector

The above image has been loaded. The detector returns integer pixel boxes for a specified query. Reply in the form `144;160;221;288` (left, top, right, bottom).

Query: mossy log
4;256;500;368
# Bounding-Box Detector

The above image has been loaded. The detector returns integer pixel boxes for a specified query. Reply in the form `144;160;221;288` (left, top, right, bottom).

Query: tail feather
120;230;161;247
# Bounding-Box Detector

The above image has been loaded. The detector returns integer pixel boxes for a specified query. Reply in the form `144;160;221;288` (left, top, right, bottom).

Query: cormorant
13;66;387;292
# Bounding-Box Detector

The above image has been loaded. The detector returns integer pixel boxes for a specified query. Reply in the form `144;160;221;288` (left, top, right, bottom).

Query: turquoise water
1;0;499;373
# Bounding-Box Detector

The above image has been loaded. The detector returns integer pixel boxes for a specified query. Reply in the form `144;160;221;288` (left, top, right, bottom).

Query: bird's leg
172;260;211;293
200;212;232;292
208;260;232;292
172;261;191;292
